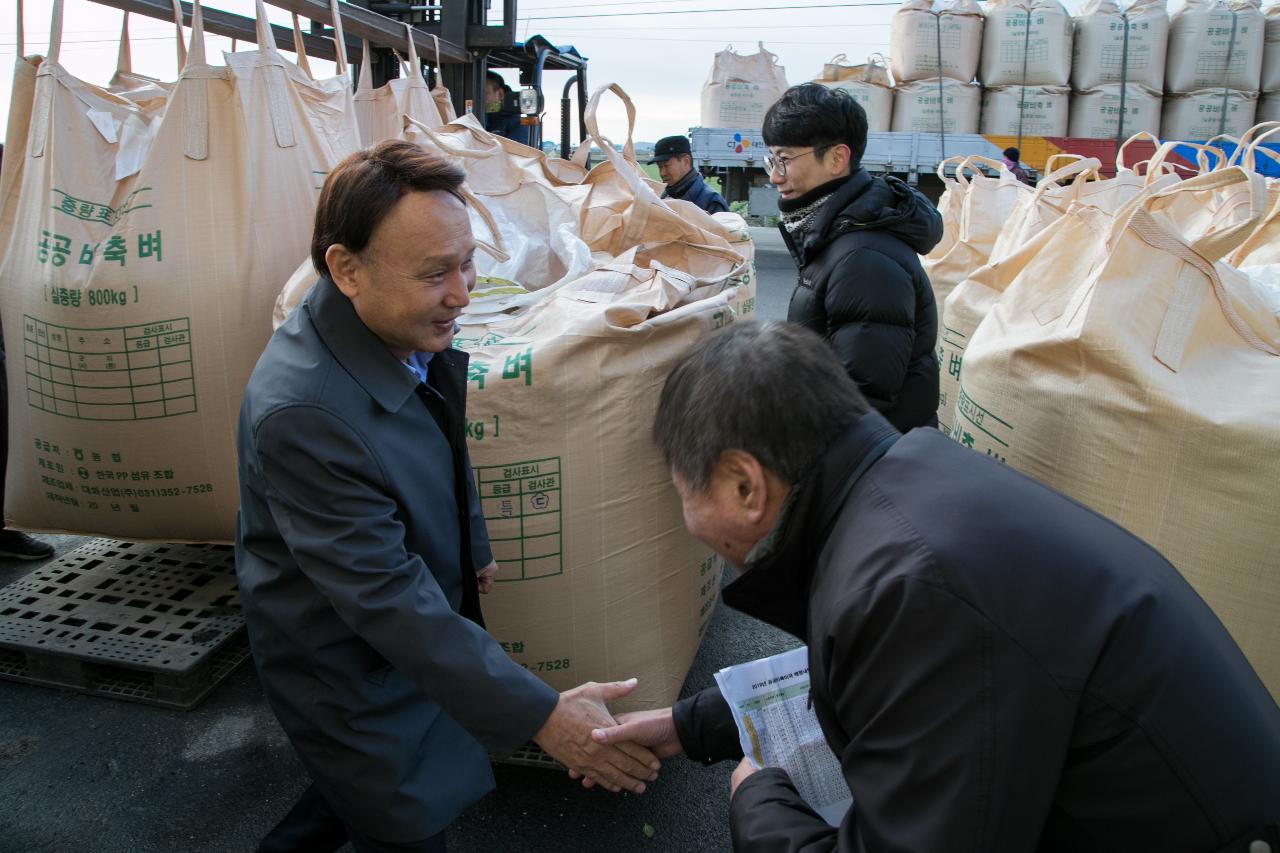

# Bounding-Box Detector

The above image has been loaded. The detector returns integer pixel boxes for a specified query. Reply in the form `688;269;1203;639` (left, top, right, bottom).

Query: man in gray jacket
236;141;657;853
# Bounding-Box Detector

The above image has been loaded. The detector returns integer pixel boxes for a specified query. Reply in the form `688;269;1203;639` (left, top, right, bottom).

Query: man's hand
476;560;499;594
533;679;661;794
730;756;759;799
570;706;684;789
591;707;683;758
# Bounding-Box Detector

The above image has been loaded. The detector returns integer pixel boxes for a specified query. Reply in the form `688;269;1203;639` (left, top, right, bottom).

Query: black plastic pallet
0;539;249;710
497;741;563;771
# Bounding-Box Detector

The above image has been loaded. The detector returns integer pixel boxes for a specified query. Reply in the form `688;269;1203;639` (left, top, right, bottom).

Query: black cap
649;135;692;164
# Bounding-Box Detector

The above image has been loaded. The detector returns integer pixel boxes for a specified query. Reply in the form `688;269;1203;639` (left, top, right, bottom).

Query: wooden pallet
0;539;249;710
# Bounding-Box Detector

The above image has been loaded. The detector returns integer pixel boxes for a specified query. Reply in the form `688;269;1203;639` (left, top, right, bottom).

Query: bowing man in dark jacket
591;321;1280;853
237;141;658;853
765;84;942;432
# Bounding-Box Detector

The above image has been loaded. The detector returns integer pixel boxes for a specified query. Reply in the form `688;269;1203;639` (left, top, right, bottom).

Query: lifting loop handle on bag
584;82;639;167
31;0;66;158
291;13;313;79
182;0;210;161
254;0;297;150
328;0;348;76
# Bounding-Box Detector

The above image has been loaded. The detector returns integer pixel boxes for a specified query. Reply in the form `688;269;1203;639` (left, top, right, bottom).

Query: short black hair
486;70;505;87
762;83;868;167
653;321;871;491
1003;147;1021;161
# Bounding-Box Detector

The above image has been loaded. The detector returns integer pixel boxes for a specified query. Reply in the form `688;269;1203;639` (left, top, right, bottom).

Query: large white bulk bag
353;25;444;146
0;0;361;541
980;0;1075;87
700;42;789;129
813;54;894;131
980;84;1070;134
1166;0;1265;93
956;168;1280;700
1161;88;1259;137
1071;0;1170;93
891;77;982;132
1262;3;1280;91
890;0;985;83
1069;83;1164;136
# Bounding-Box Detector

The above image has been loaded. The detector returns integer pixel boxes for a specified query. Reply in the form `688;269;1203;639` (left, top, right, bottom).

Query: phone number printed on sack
23;316;196;422
475;456;563;582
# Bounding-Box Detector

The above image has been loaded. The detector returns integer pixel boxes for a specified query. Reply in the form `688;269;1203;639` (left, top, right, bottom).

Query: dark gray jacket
783;169;942;432
674;414;1280;852
235;277;558;843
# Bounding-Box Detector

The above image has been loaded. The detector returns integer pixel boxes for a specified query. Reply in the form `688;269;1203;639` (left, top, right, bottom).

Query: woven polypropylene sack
923;156;1030;429
980;0;1074;87
890;0;984;83
700;42;789;129
1071;0;1169;93
957;167;1280;700
814;55;894;131
980;85;1070;135
891;77;982;132
1068;84;1163;137
1161;89;1259;138
0;0;360;541
1166;0;1265;93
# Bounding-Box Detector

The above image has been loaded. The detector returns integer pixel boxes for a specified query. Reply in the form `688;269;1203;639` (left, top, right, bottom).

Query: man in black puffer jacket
764;84;942;431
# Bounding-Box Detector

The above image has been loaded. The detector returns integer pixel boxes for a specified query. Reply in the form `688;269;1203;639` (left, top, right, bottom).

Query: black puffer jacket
782;169;942;432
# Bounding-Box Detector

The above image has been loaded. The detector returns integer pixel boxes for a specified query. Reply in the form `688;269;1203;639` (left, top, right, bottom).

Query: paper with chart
714;646;853;826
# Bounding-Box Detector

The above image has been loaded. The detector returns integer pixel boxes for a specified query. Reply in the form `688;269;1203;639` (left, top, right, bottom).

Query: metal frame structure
81;0;586;146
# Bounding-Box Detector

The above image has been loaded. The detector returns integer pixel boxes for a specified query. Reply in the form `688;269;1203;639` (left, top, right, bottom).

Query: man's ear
716;449;773;525
826;143;852;176
325;244;362;300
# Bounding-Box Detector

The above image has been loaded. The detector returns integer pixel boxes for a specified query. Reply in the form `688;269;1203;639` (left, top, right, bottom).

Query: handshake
531;679;684;795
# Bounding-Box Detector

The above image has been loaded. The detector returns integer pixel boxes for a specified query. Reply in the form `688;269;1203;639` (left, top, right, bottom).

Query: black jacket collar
721;410;901;638
305;275;468;414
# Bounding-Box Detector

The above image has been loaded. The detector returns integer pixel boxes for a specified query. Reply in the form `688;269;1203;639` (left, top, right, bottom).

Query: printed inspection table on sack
476;457;563;582
22;317;196;421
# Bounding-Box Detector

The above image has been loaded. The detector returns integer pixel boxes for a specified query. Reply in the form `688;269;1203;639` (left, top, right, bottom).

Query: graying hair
653;321;870;491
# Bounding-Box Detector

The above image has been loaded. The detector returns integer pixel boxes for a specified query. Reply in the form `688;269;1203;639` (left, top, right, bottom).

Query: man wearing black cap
650;135;728;214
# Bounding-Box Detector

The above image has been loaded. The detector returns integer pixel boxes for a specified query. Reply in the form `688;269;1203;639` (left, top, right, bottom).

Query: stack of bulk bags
955;167;1280;701
893;77;983;132
281;85;757;711
1069;0;1169;138
813;54;894;132
939;136;1209;463
890;0;985;84
1163;0;1264;137
0;0;361;541
979;0;1073;135
1260;4;1280;120
700;43;789;129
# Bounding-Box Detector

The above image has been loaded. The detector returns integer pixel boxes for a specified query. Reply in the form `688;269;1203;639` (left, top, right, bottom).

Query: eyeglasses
764;146;830;177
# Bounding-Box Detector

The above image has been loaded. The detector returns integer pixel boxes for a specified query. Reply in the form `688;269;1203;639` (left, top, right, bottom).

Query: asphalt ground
0;228;801;853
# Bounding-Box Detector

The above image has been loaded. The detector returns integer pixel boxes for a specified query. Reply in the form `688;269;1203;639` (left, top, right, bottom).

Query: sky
5;0;1109;150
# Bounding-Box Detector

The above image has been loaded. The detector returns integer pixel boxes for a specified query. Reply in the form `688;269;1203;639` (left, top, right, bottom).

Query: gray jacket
235;276;559;842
